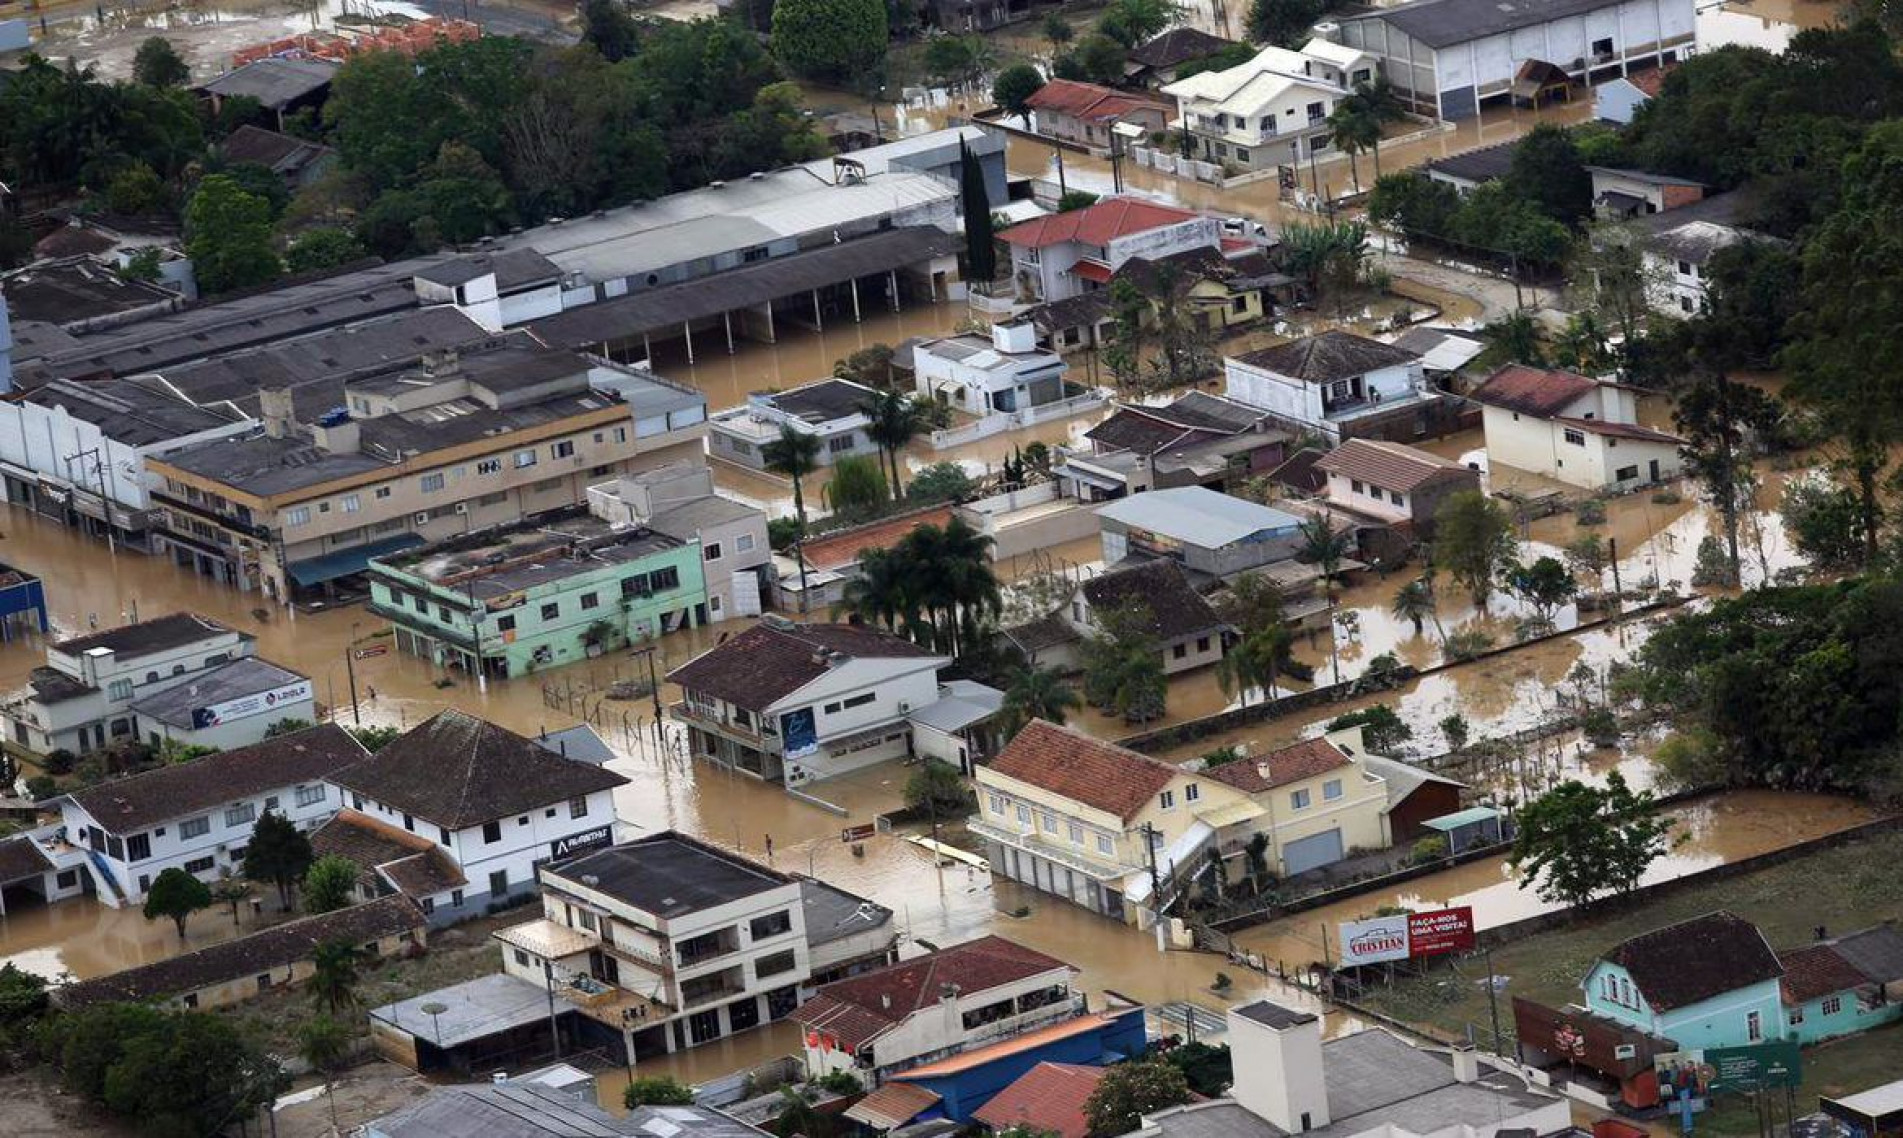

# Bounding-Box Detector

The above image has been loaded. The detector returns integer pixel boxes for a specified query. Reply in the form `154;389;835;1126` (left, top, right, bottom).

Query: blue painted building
0;561;48;641
1582;911;1785;1051
1778;926;1903;1045
884;1005;1148;1125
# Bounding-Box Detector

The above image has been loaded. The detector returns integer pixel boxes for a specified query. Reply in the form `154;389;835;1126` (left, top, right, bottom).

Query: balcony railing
670;700;773;747
681;979;749;1009
150;489;274;542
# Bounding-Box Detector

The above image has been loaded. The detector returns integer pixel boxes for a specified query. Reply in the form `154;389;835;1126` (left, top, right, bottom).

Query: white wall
1324;471;1410;523
861;964;1075;1072
0;401;250;513
1225;359;1323;425
138;691;317;753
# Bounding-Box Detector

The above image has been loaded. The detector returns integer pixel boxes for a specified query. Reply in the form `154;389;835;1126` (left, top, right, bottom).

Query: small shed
1512;60;1573;108
1423;805;1507;855
1822;1079;1903;1138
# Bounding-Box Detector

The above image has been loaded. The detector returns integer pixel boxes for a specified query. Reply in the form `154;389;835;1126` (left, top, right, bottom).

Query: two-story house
1;613;255;756
1023;80;1173;150
1313;437;1480;537
910;321;1071;418
1201;730;1393;877
58;723;368;906
367;506;708;682
795;936;1081;1085
585;462;771;623
1588;166;1705;220
707;378;882;472
1583;911;1786;1051
1225;331;1447;444
1162;41;1375;174
1068;559;1232;677
999;199;1222;304
1469;364;1684;490
496;832;891;1067
322;709;629;922
667;620;951;787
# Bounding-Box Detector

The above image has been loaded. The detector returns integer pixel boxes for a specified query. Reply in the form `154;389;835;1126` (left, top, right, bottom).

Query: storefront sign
550;824;614;860
1407;907;1477;957
1339;906;1477;965
190;679;314;729
1338;914;1411;965
1655;1042;1801;1104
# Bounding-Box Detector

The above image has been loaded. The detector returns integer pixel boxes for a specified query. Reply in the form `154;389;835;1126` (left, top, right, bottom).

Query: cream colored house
1202;727;1393;877
1469;364;1684;490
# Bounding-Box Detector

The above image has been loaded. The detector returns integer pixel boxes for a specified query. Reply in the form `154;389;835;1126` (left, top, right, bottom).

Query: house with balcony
707;378;882;472
795;935;1082;1085
910;321;1071;417
1469;364;1684;490
321;709;628;924
495;831;892;1068
367;505;707;682
144;333;708;604
1225;331;1453;443
57;723;368;907
586;462;771;623
1161;41;1375;174
999;199;1223;305
1056;391;1291;501
666;619;951;787
1;613;255;757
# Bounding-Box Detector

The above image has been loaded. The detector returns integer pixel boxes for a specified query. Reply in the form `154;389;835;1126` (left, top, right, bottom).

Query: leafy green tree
1674;369;1782;585
839;546;915;633
1081;600;1168;723
106;162;168;215
1328;705;1412;752
217;160;291;219
1219;624;1295;707
1172;41;1256;79
1779;473;1868;572
1097;0;1171;47
1505;123;1592;225
298;1014;353;1136
1053;33;1128;85
627;1075;698;1106
185;174;282;295
133;37;191;87
860;387;926;497
302;855;360;915
1000;666;1080;735
1439;714;1469;752
894;517;999;657
1476;311;1545;368
1504;556;1577;623
142;868;212;940
1698;240;1801;371
244;809;314;910
1246;0;1327;46
0;963;49;1027
960;139;997;285
348;724;402;752
285;227;366;275
822;453;891;514
906;757;975;817
1084;1060;1192;1138
309;939;363;1013
1391;578;1436;637
1433;490;1517;606
54;1004;285;1136
262;717;314;737
907;461;975;504
1160;1040;1232;1097
582;0;643;61
1369;171;1462;245
1043;12;1074;45
992;63;1046;128
771;0;887;84
1509;772;1675;906
923;35;995;90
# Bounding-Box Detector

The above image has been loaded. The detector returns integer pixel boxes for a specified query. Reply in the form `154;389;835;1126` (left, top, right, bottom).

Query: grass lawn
1355;827;1903;1133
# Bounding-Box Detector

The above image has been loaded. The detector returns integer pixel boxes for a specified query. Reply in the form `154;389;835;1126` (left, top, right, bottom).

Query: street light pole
344;620;362;726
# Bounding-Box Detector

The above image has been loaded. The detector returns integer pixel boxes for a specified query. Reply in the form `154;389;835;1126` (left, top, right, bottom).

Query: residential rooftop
311;809;468;897
1205;736;1354;794
67;724;367;834
1128;26;1238;69
795;935;1074;1051
666;620;941;710
759;377;878;424
1314;438;1474;493
375;507;686;598
1096;486;1302;548
372;1079;769;1138
542;832;793;918
1000;197;1205;249
1081;558;1227;642
986;718;1179;821
126;656;309;729
799;877;895;946
1424;138;1521;185
197;56;339;109
52;612;241;659
1233;330;1420;383
0;256;179;326
370;973;581;1051
1601;910;1783;1011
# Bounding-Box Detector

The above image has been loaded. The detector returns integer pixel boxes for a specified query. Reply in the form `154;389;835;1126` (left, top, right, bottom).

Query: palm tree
1353;78;1405;179
1325;101;1381;194
308;939;362;1014
1391;577;1435;637
1001;666;1080;735
763;423;823;607
1298;513;1354;599
898;518;999;657
1218;624;1294;706
860;390;925;498
838;546;913;632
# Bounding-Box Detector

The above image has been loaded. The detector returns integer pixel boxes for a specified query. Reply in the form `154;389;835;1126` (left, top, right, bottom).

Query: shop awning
1071;260;1114;284
287;533;426;587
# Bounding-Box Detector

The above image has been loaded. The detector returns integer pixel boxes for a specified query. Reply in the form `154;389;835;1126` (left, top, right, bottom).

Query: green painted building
367;507;707;681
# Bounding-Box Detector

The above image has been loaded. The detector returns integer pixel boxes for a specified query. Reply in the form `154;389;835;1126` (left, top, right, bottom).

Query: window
1097;834;1114;855
184;856;215;874
1290;788;1311;810
568;796;589;819
483;820;502;844
756;949;798;978
478;458;501;475
650;566;680;592
828;435;856;454
580;592;599;610
1677;259;1693;276
1592;35;1614;55
341;494;360;514
1159;789;1177;810
1068;821;1084;843
1041;812;1058;832
419;472;446;493
1679;296;1695;314
256;974;274;993
295;785;326;808
1563;428;1587;447
439;826;452;845
437;605;453;621
489;869;510;897
705;542;722;562
1185;783;1200;802
989;794;1005;815
108;678;133;701
514;449;538;469
180;816;209;840
551;440;575;460
1172;643;1187;660
413;594;428;613
541;602;559;620
1620;978;1633;1006
225;803;256;827
1746;1010;1763;1042
1235;148;1250;163
1822;995;1843;1016
1615;465;1639;481
451;889;464;907
752;910;793;939
515;948;530;967
737;534;756;553
375;486;392;500
1323;778;1342;800
1197;636;1211;653
285;506;311;527
1789;1007;1805;1026
126;834;151;862
1016;804;1031;824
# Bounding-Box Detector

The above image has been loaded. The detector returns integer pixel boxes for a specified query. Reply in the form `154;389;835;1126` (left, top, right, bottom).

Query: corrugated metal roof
1095;486;1301;548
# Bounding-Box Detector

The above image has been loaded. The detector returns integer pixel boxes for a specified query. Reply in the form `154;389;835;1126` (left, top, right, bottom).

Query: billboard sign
549;824;614;860
190;678;314;730
1655;1042;1801;1105
1338;906;1477;965
1339;915;1410;965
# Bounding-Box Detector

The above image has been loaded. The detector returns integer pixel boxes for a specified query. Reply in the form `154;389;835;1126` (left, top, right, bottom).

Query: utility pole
542;958;564;1059
1142;822;1165;952
1607;536;1622;618
63;448;116;555
1484;948;1504;1056
1054;145;1068;198
344;620;361;725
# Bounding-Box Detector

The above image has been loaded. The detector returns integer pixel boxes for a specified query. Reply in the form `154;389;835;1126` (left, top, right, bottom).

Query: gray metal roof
906;679;1004;733
0;256;179;325
535;724;617;766
372;1086;769;1138
646;495;763;540
22;377;241;445
1095;486;1302;549
1345;0;1635;49
370;973;581;1050
128;656;308;728
199;57;339;109
799;877;894;946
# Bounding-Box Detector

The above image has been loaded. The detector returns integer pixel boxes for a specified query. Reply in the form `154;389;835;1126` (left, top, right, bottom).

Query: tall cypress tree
960;140;997;284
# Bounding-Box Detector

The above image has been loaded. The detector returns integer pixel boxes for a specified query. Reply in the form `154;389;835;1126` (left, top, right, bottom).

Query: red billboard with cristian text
1407;907;1477;957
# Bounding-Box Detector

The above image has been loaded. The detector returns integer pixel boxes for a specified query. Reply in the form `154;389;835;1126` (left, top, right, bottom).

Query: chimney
1227;1002;1329;1132
992;320;1037;354
1450;1045;1479;1084
421;348;461;377
258;386;295;440
880;994;892;1010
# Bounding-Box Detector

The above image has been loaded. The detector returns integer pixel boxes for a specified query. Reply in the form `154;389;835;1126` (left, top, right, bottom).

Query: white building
496;831;895;1067
1469;364;1684;489
1;613;255;757
322;709;630;923
1133;1001;1571;1138
911;321;1070;417
411;249;565;332
1225;331;1441;443
58;723;368;906
1332;0;1696;120
998;198;1222;304
587;462;771;623
0;294;12;395
128;657;316;753
707;378;882;472
1162;40;1378;173
667;619;952;787
795;935;1081;1084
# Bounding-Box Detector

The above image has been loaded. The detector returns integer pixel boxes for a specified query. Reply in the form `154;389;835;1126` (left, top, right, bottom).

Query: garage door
1283;829;1345;876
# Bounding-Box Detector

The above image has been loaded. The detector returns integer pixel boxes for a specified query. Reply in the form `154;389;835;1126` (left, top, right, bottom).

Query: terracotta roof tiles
973;1062;1109;1138
1602;910;1782;1011
1468;364;1599;417
795;935;1073;1051
1025;79;1171;124
1204;736;1352;793
1000;197;1205;250
986;719;1178;820
1777;943;1869;1006
1314;438;1476;493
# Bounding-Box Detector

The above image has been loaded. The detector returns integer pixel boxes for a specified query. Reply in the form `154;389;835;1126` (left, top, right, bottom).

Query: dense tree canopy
771;0;888;84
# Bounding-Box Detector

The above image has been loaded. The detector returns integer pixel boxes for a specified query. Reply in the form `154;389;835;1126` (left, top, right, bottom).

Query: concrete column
889;269;901;311
812;289;824;331
683;322;695;365
642;332;652;363
724;311;735;353
850;278;862;323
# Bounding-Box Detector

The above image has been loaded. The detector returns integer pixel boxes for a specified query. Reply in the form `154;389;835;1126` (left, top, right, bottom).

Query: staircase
84;849;127;908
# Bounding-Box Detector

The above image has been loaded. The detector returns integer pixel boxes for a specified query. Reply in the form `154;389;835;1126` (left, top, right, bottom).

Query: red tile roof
667;622;938;710
1026;79;1171;124
1000;198;1205;250
1628;65;1674;97
794;936;1073;1052
1204;736;1351;793
1468;364;1599;417
1777;944;1870;1005
799;505;956;572
1314;438;1475;493
986;719;1179;821
1072;259;1115;284
973;1062;1108;1138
